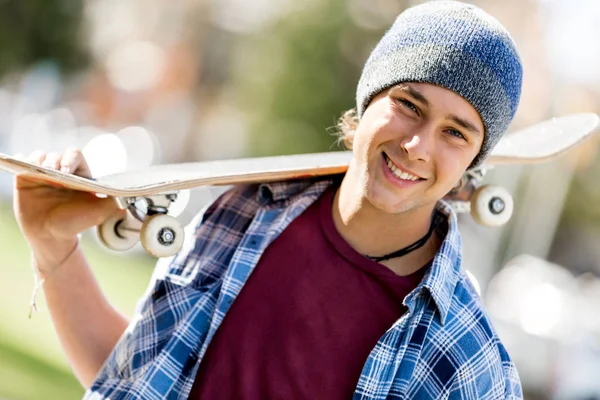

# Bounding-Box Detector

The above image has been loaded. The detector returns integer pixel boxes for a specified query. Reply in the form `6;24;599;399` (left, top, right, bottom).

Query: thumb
49;195;127;239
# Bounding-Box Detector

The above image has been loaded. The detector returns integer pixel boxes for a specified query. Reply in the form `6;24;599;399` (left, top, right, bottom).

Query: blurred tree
231;0;398;156
0;0;89;78
561;153;600;227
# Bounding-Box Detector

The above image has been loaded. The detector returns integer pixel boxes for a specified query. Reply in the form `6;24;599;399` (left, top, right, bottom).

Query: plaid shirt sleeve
502;359;524;399
129;200;217;317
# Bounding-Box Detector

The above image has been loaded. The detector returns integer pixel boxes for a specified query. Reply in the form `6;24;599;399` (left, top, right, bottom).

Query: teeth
385;154;420;181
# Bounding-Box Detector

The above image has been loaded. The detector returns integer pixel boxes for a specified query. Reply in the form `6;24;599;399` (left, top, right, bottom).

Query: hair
333;108;359;150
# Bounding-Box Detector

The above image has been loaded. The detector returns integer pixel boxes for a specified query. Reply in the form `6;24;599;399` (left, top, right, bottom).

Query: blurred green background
0;0;599;399
0;204;153;399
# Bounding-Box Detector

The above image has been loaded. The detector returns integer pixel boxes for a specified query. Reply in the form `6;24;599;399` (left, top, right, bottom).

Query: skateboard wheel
97;215;139;252
140;214;184;258
470;185;514;227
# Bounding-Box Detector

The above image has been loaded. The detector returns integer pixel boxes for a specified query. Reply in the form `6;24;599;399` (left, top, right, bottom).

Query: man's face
350;82;485;214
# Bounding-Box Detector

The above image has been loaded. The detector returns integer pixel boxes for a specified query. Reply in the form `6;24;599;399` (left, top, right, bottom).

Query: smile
383;153;423;181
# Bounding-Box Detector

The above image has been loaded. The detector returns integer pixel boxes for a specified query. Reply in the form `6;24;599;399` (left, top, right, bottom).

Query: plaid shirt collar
405;199;462;325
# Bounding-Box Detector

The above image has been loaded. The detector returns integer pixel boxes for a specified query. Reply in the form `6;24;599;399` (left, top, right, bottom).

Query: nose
401;129;433;162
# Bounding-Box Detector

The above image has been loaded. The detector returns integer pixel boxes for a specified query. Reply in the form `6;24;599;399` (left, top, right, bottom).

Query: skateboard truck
446;166;514;227
97;192;185;258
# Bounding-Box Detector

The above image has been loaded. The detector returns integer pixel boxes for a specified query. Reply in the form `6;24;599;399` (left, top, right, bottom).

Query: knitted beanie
356;0;523;168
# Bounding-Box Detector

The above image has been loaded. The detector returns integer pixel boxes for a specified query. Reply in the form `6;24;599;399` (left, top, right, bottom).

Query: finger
88;199;126;228
59;148;81;174
27;150;47;165
41;152;62;170
60;148;92;178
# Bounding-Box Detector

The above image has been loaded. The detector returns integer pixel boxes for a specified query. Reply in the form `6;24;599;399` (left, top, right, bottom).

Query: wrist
31;239;80;278
28;239;80;318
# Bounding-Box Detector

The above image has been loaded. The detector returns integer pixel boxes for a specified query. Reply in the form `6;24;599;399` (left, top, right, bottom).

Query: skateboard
0;112;598;258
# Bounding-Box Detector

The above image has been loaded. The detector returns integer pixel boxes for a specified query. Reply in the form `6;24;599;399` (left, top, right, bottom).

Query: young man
15;1;524;399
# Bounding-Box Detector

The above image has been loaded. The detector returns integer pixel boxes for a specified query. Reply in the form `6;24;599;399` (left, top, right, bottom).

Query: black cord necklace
365;219;436;262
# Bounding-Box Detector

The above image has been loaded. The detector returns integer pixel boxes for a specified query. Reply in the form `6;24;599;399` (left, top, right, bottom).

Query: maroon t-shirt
188;186;428;399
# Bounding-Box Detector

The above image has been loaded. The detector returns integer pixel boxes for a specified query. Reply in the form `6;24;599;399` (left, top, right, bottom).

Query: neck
331;177;440;276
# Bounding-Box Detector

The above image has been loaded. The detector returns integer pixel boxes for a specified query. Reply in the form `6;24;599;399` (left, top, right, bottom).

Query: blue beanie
356;0;523;168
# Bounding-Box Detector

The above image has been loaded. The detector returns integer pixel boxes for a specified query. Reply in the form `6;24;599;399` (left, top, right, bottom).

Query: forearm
38;245;128;388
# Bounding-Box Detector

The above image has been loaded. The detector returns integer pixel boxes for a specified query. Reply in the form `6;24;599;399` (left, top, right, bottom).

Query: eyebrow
391;84;430;107
448;115;482;137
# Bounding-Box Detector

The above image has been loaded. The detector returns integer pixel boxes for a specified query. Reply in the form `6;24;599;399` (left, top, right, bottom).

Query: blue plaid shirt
85;177;523;399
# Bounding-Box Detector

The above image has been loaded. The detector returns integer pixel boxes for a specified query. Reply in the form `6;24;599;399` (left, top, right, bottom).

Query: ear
449;177;465;195
444;174;473;201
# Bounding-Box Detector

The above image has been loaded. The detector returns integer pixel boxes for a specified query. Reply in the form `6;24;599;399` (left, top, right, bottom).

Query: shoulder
410;272;523;399
151;176;336;282
149;184;262;282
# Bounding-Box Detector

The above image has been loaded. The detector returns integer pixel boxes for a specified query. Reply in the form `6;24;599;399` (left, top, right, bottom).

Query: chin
366;184;415;214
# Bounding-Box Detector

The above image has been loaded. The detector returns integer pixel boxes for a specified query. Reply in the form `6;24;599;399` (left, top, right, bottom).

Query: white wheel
97;214;139;251
139;214;185;258
470;185;514;227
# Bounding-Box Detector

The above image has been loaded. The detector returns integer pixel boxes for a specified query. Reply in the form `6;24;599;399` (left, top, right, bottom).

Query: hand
13;148;123;274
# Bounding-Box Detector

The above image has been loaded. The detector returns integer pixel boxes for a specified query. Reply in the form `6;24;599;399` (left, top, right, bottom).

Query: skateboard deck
0;112;598;198
485;113;600;164
2;112;598;258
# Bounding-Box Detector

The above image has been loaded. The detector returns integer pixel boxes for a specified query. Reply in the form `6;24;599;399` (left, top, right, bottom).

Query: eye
447;128;466;140
397;98;419;115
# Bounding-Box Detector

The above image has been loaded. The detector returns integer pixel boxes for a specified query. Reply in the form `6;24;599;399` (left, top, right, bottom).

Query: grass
0;202;155;400
0;341;83;400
